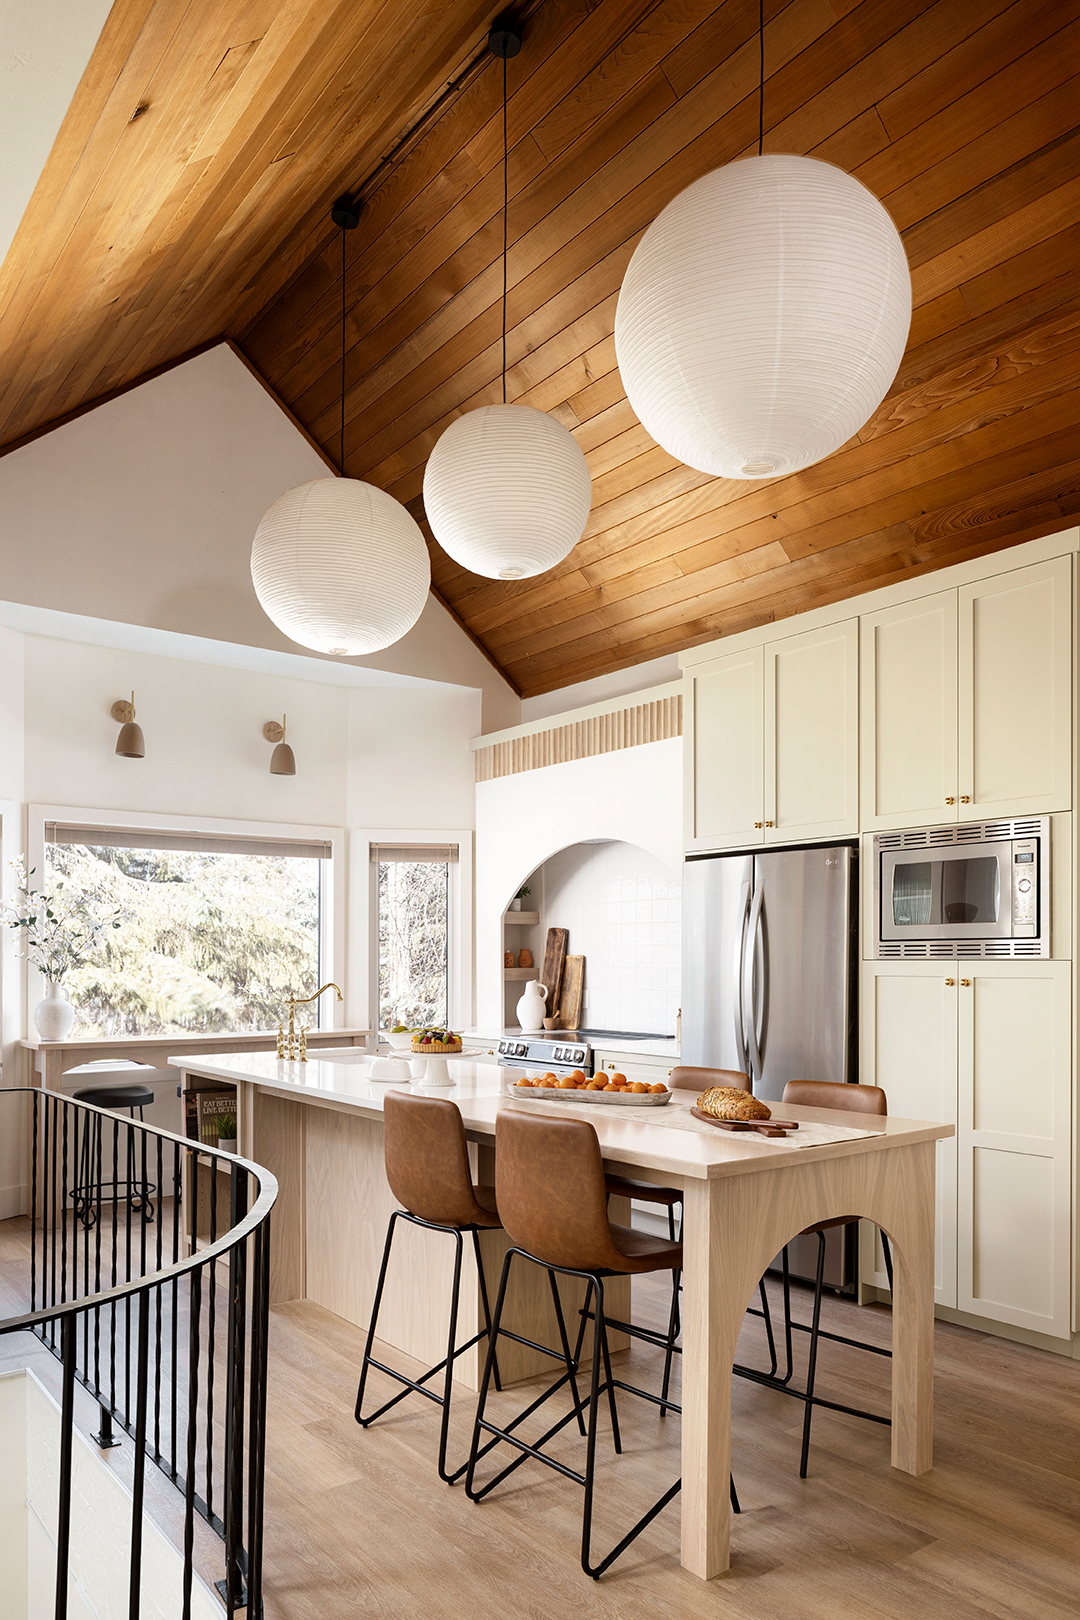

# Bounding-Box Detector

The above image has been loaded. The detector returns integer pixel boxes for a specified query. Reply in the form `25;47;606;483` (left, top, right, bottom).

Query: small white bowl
382;1031;414;1051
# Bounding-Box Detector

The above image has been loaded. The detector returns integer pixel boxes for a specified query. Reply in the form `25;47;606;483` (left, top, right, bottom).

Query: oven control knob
1018;879;1031;892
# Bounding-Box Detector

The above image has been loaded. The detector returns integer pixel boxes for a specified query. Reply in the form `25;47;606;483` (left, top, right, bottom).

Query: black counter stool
603;1066;777;1404
735;1080;894;1478
355;1089;512;1484
71;1083;157;1226
466;1108;739;1580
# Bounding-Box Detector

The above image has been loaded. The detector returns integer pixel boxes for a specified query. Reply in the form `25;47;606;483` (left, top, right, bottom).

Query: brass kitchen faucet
277;982;344;1061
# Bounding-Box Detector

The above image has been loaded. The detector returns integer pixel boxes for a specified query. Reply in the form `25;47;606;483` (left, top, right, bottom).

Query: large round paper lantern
614;154;911;480
251;478;430;655
423;404;592;579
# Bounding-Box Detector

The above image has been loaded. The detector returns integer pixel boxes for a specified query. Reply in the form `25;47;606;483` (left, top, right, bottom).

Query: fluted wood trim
475;694;682;782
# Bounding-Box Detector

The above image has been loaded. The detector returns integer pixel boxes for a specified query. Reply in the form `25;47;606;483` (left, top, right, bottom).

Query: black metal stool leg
355;1212;401;1424
881;1231;894;1292
758;1276;778;1378
471;1228;502;1393
598;1317;622;1455
549;1268;588;1437
660;1266;681;1413
799;1232;828;1479
436;1230;464;1483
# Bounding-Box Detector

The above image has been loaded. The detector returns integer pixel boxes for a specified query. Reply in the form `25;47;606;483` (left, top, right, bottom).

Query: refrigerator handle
744;879;765;1088
734;882;751;1073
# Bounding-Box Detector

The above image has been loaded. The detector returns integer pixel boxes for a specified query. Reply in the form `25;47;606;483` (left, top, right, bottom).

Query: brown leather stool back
669;1065;751;1092
496;1109;638;1274
782;1080;887;1116
383;1090;499;1228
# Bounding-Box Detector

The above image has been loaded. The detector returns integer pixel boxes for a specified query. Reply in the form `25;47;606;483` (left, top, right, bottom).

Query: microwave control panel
1013;839;1038;931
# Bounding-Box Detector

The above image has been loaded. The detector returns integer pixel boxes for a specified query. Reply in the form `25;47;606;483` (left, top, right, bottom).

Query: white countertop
463;1028;680;1060
169;1050;951;1182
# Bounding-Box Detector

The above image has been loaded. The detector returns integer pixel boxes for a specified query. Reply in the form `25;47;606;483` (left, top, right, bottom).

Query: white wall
475;737;682;1028
0;343;518;732
526;841;680;1035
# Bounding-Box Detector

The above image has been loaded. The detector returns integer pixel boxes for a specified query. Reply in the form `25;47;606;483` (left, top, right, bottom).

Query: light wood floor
257;1274;1080;1620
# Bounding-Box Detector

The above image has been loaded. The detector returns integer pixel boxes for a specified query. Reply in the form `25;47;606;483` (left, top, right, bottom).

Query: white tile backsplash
538;841;680;1035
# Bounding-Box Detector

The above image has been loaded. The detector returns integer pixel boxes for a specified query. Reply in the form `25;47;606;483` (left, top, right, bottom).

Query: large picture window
375;843;456;1031
44;822;329;1037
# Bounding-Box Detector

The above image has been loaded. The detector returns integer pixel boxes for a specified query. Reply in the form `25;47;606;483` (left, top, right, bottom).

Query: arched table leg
680;1137;937;1580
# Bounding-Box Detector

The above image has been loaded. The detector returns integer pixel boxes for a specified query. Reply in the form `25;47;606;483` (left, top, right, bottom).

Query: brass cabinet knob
945;797;955;805
960;978;971;987
960;795;971;804
754;821;763;828
765;820;774;827
945;978;955;986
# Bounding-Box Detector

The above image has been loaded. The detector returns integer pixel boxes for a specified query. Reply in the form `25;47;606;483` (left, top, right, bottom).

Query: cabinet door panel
686;648;763;849
958;555;1072;817
956;963;1071;1338
860;592;957;830
765;619;858;841
860;962;957;1306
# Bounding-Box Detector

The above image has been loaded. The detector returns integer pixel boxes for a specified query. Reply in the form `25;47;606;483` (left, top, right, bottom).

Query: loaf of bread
697;1086;771;1121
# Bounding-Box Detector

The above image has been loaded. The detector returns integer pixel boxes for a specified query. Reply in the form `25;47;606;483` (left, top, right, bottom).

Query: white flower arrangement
3;858;124;983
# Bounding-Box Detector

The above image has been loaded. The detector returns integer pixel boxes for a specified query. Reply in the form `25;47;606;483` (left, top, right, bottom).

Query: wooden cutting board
557;955;584;1031
541;927;568;1015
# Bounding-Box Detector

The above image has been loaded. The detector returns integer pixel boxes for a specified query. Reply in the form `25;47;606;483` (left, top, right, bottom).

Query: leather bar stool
466;1108;739;1580
355;1090;508;1484
736;1080;894;1478
602;1066;777;1402
71;1083;157;1226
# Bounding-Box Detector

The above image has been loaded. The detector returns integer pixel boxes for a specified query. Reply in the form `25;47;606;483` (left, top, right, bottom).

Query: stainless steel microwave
873;817;1049;958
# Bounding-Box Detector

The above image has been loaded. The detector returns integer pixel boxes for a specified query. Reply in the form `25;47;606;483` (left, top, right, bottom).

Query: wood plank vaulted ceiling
2;0;1078;699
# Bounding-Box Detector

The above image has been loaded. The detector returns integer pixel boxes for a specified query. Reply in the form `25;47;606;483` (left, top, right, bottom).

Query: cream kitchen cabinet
860;959;1072;1338
686;620;858;850
860;591;958;831
958;554;1072;820
861;556;1072;832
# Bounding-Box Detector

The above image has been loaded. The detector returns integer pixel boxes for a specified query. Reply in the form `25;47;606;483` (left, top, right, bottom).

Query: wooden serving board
690;1106;799;1139
557;954;584;1031
541;927;568;1015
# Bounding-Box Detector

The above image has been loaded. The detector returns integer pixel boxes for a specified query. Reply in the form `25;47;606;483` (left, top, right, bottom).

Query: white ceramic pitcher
515;980;548;1032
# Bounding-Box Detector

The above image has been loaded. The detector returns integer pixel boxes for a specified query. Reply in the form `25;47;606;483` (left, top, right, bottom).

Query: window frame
25;803;345;1038
350;827;473;1037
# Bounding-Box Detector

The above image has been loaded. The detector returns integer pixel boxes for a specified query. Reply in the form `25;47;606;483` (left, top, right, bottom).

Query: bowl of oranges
509;1069;671;1106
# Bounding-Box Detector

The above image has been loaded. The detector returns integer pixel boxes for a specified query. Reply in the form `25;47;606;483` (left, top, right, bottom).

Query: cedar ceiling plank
900;124;1080;272
860;17;1080;211
960;220;1080;321
875;0;1064;141
661;0;850;101
910;174;1080;308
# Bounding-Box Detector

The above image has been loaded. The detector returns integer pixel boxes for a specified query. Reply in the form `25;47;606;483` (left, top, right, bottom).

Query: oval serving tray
508;1083;671;1107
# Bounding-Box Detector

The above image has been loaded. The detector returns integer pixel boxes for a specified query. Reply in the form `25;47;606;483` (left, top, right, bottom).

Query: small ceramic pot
217;1137;238;1155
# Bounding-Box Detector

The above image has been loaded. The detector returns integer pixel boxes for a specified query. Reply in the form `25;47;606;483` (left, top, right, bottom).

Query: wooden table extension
169;1053;953;1581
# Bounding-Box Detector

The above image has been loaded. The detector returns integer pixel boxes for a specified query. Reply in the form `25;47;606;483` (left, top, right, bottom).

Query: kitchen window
359;831;472;1036
42;820;331;1037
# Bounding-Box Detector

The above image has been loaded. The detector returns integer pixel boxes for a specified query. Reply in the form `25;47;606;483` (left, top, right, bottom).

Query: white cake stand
407;1047;486;1086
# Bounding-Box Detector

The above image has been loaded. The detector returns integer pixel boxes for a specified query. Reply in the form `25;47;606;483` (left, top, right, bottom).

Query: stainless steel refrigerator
682;842;858;1286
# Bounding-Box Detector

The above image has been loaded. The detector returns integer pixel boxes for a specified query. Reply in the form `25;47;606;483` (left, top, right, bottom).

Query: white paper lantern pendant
422;18;592;581
251;195;430;656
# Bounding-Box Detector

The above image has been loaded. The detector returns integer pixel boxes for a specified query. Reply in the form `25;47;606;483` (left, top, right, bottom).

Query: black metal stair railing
0;1086;277;1620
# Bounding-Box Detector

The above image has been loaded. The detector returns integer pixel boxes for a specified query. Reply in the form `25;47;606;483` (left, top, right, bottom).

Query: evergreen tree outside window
375;845;455;1031
43;832;324;1037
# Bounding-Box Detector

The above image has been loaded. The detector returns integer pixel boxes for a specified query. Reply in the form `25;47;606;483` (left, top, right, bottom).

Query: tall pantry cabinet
682;531;1078;1347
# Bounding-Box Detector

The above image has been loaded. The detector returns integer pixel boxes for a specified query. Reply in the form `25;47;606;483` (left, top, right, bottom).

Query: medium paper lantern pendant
614;154;912;480
251;478;430;655
423;403;592;580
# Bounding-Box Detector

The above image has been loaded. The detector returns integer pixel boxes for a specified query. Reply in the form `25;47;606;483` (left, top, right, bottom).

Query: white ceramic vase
34;981;75;1041
515;980;548;1032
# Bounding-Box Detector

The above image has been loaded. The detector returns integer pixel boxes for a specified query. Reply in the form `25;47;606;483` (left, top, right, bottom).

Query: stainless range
496;1034;593;1075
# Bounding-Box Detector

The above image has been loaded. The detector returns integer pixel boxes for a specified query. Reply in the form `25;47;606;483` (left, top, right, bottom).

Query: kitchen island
171;1050;952;1580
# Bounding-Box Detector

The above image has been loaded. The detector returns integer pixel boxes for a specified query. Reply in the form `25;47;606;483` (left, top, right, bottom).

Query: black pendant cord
502;48;508;405
758;0;764;157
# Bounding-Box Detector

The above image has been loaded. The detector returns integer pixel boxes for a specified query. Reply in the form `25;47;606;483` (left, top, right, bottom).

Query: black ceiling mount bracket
488;12;522;59
330;194;361;230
